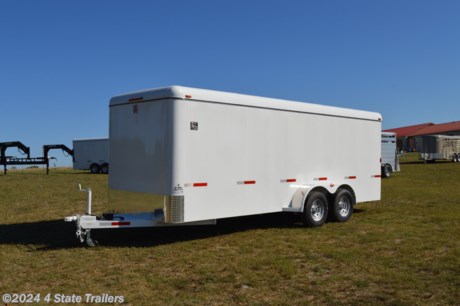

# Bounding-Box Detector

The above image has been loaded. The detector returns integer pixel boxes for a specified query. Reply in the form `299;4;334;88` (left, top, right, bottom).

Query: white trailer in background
66;86;382;245
381;132;400;178
73;138;109;174
415;135;460;162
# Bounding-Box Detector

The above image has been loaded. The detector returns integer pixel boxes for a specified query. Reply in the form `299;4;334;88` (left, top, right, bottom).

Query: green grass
1;159;459;305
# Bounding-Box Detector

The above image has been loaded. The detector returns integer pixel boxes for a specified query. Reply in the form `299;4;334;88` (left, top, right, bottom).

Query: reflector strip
314;177;328;181
345;176;357;179
280;178;297;183
372;175;382;178
111;221;131;226
185;95;192;99
237;180;256;185
184;182;208;187
129;97;143;102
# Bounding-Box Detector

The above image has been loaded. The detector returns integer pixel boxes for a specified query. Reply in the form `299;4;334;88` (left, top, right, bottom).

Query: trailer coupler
64;215;97;246
77;223;97;247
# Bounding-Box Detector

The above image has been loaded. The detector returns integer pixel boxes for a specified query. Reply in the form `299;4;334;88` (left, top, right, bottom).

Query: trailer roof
73;137;108;142
416;134;460;139
110;86;382;121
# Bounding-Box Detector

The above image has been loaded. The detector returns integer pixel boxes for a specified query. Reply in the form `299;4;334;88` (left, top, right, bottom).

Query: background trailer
66;86;382;245
73;138;109;174
415;135;460;162
381;132;400;178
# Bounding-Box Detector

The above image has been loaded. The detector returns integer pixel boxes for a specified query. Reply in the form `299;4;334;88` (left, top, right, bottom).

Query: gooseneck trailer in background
1;141;73;175
65;86;382;245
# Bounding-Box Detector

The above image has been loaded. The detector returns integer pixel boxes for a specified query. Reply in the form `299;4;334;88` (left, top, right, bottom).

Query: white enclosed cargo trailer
381;132;400;178
73;138;109;174
415;135;460;162
66;86;382;245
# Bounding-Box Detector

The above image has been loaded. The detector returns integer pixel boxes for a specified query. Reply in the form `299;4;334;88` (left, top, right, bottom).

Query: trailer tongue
65;184;215;246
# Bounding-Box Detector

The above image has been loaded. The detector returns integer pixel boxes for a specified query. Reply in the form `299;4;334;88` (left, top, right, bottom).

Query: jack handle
78;183;92;215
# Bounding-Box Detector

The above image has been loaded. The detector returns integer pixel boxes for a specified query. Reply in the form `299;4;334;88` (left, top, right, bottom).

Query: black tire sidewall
90;164;100;174
332;189;354;222
101;163;109;174
383;164;392;178
303;191;328;227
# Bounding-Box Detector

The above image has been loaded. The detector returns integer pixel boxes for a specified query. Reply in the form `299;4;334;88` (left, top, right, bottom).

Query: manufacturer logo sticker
172;185;184;196
190;122;198;130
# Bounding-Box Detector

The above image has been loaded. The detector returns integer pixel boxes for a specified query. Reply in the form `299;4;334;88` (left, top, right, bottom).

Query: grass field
1;154;459;305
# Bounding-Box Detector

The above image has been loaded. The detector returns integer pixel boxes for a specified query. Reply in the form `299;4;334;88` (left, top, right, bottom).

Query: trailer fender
300;186;332;212
335;184;356;199
287;186;313;211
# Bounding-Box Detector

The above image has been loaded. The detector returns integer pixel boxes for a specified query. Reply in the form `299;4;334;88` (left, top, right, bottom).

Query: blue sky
1;1;459;166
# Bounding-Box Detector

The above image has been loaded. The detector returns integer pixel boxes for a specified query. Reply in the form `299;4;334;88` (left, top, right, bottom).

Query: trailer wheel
330;189;354;222
100;163;109;174
382;164;392;178
302;191;328;227
90;163;100;174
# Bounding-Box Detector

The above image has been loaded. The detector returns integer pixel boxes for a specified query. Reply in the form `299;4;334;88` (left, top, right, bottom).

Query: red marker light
111;221;130;226
238;180;256;185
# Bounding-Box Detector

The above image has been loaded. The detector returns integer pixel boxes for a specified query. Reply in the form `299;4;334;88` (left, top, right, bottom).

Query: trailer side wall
175;99;381;222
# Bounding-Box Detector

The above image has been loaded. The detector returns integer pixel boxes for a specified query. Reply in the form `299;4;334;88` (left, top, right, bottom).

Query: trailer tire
90;163;100;174
330;189;354;222
100;163;109;174
302;191;328;227
382;164;392;178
